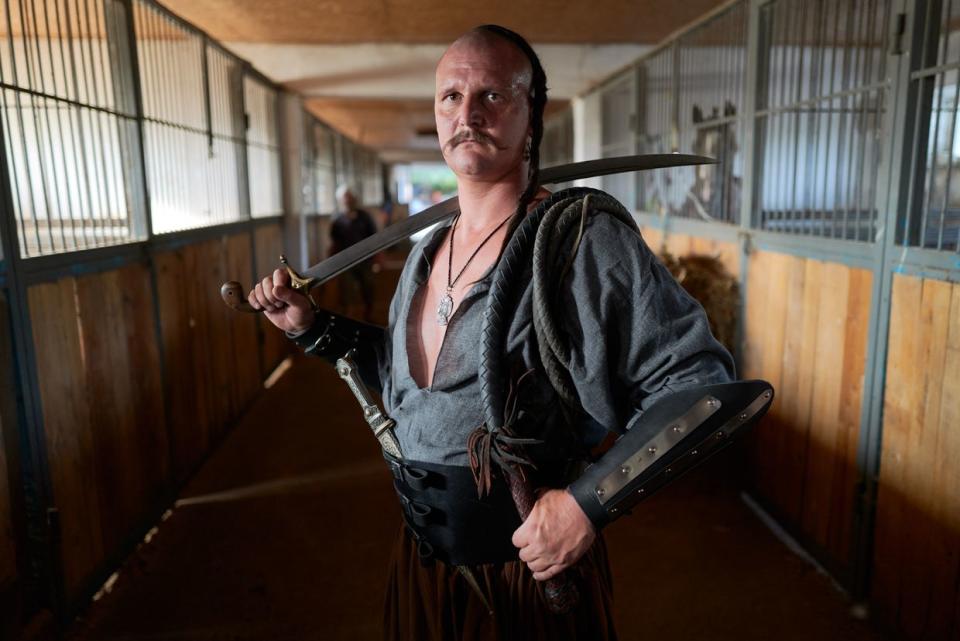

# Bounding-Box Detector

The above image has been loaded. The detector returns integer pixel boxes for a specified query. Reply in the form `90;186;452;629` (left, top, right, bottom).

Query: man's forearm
287;310;386;393
567;380;774;530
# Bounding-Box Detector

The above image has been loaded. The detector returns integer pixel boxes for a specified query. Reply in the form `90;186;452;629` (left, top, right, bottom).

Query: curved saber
220;153;715;312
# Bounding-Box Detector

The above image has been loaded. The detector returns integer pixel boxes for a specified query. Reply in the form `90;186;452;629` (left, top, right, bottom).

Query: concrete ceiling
159;0;732;161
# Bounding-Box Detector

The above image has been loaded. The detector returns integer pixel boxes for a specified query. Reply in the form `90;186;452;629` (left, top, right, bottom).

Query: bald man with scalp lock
250;24;734;641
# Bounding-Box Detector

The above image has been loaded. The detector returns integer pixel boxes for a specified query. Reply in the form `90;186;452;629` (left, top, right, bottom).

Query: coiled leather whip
472;187;639;613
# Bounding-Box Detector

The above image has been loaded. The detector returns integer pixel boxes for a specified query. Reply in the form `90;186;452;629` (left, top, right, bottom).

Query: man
330;184;378;321
248;25;733;640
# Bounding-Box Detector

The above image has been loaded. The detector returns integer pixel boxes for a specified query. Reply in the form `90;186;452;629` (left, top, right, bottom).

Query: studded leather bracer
568;380;774;529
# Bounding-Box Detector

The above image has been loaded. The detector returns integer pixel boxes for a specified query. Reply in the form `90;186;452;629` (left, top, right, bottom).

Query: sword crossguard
220;254;319;313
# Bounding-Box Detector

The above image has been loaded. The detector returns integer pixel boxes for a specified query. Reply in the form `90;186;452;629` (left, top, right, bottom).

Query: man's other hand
512;488;596;581
247;268;315;333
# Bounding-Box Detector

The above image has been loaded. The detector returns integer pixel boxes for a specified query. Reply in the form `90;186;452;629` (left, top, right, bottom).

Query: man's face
434;37;532;181
340;189;357;211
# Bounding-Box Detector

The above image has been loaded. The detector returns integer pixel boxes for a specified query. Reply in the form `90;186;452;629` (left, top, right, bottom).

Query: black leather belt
384;453;523;566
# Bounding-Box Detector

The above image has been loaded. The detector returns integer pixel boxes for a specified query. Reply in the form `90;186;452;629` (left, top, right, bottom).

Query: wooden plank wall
254;223;293;374
640;226;741;278
24;229;268;604
0;290;21;636
742;250;871;575
154;234;261;483
872;274;960;640
28;263;169;601
640;228;872;577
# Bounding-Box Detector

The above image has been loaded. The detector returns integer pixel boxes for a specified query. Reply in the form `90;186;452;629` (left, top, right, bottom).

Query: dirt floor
65;264;887;641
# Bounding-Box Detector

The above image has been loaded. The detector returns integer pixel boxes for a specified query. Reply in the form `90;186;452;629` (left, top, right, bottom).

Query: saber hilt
221;254;319;313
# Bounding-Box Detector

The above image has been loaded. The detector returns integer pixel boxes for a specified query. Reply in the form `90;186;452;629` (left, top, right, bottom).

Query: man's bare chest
409;228;508;388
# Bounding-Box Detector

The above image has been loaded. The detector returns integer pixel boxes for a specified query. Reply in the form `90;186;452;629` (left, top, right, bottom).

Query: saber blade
221;153;714;312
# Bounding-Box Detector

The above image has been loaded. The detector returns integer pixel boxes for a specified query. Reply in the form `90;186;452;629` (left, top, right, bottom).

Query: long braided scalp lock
473;24;548;223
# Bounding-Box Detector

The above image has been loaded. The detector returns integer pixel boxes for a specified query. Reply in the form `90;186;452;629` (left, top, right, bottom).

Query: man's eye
486;92;501;102
443;93;460;102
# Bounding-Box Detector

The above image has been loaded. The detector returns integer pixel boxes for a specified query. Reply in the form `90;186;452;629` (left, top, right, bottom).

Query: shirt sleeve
559;214;735;445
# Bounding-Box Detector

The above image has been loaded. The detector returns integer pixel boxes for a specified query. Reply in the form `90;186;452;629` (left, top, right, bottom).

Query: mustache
446;129;509;151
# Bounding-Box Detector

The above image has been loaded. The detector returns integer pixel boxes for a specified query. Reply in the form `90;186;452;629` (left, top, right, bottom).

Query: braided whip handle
506;471;580;613
480;188;605;615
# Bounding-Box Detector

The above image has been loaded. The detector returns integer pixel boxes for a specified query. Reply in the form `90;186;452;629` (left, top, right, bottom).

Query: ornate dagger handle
335;350;403;459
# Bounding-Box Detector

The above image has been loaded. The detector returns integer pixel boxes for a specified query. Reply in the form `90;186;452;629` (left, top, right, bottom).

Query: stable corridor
62;269;885;641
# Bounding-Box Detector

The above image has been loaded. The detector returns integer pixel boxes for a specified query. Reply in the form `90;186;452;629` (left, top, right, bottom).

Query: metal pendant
437;292;454;326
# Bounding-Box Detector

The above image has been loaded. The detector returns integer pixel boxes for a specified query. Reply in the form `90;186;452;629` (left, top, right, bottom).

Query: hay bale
659;251;739;354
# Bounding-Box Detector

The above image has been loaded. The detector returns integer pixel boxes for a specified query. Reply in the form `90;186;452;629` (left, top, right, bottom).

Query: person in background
330;184;377;322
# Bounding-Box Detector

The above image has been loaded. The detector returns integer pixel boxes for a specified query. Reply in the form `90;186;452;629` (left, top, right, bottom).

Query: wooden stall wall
872;275;960;641
639;227;741;278
0;290;23;637
154;234;261;484
742;250;871;578
27;264;169;602
254;222;293;375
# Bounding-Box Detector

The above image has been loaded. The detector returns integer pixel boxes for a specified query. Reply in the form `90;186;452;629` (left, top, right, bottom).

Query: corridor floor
66;268;886;641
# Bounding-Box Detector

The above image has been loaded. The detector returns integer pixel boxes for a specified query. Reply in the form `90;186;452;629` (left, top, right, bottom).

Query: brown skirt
383;525;617;641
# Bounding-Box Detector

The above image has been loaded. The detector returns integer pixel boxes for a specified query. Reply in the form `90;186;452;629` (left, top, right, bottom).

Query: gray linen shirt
362;203;735;468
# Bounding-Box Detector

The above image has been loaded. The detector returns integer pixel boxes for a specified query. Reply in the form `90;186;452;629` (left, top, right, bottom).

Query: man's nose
458;94;485;128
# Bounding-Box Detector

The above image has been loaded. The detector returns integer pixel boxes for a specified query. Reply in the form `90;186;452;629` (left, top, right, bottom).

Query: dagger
219;153;715;312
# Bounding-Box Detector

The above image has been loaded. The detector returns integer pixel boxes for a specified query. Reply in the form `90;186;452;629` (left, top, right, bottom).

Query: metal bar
859;0;885;242
233;58;250;221
636;209;878;266
850;0;872;242
62;0;97;252
789;0;808;235
901;0;939;246
739;0;763;231
16;0;55;255
850;0;914;599
97;0;130;244
81;0;113;247
103;0;143;241
754;79;891;115
74;0;98;244
122;0;153;240
141;2;170;235
920;0;944;248
864;1;893;243
152;8;176;231
32;0;70;251
919;58;945;247
935;76;958;250
804;0;827;236
0;2;34;257
161;11;189;231
772;0;789;232
835;0;855;240
91;0;124;246
821;0;840;239
201;35;211;151
51;0;81;248
757;0;790;228
0;79;146;119
909;57;960;79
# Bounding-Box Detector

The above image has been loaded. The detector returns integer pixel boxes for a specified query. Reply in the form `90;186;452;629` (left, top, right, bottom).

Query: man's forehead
436;36;532;89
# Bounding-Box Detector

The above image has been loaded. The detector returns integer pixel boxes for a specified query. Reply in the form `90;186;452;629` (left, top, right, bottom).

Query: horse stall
0;0;957;640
